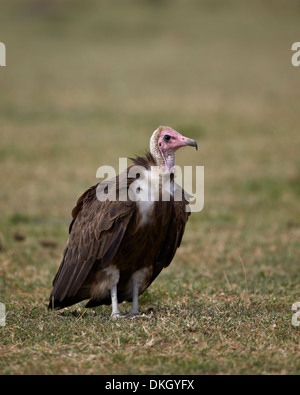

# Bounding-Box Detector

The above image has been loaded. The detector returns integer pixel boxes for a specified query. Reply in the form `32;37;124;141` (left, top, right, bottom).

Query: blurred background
1;0;300;218
1;0;300;284
1;0;300;375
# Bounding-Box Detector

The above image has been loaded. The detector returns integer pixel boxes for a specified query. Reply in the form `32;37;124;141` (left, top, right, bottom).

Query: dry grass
0;0;300;375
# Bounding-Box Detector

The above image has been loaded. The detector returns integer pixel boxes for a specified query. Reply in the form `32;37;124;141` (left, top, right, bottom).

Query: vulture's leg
126;279;140;318
110;284;123;319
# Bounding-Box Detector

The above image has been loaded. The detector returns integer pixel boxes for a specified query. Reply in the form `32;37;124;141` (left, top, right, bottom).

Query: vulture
48;126;198;318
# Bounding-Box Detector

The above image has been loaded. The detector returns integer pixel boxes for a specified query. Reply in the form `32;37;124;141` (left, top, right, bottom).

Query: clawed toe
125;311;140;318
110;313;124;320
110;312;140;319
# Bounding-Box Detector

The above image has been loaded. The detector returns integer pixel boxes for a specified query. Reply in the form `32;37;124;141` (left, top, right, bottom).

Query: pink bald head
150;126;198;170
149;126;198;170
157;127;198;157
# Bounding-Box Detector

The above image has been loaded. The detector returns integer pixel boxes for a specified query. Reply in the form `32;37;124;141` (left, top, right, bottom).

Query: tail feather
48;285;91;310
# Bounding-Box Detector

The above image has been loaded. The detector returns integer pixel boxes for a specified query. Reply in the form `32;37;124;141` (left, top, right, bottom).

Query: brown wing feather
151;185;190;284
49;178;136;310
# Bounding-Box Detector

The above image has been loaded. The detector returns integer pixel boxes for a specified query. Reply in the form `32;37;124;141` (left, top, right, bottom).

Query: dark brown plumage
48;127;197;318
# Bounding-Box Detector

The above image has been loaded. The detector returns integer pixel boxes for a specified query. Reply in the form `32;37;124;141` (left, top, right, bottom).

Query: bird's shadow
50;306;156;321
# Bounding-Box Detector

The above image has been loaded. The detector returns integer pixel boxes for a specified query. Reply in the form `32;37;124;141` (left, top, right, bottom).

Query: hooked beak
185;138;198;151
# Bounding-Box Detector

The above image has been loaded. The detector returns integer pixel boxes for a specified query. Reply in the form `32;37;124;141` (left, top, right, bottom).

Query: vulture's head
150;126;198;170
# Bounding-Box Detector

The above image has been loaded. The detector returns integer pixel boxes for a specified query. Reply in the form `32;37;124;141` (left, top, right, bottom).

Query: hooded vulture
48;126;198;318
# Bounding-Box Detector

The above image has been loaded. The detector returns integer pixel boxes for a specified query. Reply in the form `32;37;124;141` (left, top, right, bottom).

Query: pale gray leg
126;280;140;318
110;284;123;319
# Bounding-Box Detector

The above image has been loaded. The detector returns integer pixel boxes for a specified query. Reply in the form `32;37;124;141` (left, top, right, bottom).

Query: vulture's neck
149;131;175;172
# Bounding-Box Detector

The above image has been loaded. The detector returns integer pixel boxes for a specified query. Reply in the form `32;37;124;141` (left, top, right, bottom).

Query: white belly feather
130;167;173;226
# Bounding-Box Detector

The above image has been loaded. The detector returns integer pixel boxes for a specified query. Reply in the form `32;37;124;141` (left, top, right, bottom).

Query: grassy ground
0;0;300;375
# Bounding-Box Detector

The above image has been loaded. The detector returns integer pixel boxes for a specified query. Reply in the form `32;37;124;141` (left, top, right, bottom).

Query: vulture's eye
163;135;171;142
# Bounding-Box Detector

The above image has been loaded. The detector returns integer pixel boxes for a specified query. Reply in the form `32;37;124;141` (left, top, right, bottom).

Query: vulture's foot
110;312;124;320
125;311;140;318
